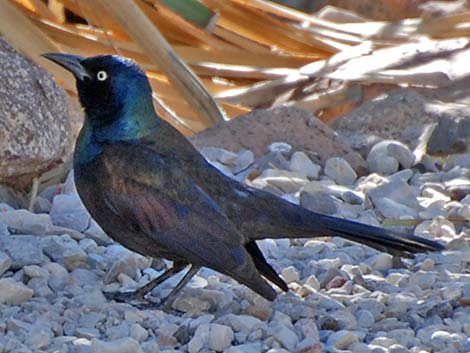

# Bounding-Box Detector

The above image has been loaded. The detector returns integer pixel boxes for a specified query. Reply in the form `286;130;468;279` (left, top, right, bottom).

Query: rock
280;266;300;284
0;278;34;305
326;330;361;350
387;292;417;315
50;194;90;232
304;275;321;292
42;235;80;264
365;253;393;271
23;265;48;279
91;337;144;353
374;197;419;219
190;106;367;174
333;88;470;152
0;251;11;275
0;209;53;235
33;196;52;214
207;324;233;352
300;191;338;215
200;147;238;165
367;179;420;209
225;343;262;353
104;254;139;284
289;152;321;179
44;262;68;292
356;310;375;328
426;115;470;155
324;157;358;185
130;323;148;343
251;169;308;194
0;235;44;269
367;140;415;175
0;38;74;188
269;324;299;351
226;314;266;333
63;246;87;270
106;323;130;340
234;149;255;173
188;324;209;353
295;337;322;353
350;342;372;353
430;330;465;352
25;326;53;350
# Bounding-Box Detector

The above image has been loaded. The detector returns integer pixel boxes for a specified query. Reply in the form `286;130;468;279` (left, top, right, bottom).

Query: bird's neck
74;96;158;170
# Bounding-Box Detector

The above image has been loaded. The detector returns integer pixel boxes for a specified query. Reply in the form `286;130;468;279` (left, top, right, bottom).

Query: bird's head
42;53;153;125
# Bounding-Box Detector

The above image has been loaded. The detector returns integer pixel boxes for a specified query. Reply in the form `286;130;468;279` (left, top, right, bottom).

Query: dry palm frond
2;0;469;134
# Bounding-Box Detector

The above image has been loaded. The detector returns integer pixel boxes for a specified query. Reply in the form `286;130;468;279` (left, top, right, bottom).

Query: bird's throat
74;99;158;171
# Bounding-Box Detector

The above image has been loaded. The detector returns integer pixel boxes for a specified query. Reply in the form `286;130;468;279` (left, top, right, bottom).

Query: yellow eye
97;71;108;81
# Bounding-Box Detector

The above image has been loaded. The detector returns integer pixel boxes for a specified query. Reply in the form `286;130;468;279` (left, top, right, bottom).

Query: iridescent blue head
42;53;155;132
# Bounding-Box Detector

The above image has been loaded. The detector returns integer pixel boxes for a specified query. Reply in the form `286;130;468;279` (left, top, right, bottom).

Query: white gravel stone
368;179;420;209
225;343;262;353
300;190;338;214
374;197;419;219
188;324;209;353
50;193;90;232
226;314;266;333
430;330;465;352
289;151;321;179
356;310;375;328
280;266;300;284
0;251;11;275
208;324;233;352
325;157;358;185
23;265;48;278
269;324;299;351
0;278;34;305
0;209;53;235
63;246;87;270
0;235;44;269
368;140;415;174
201;147;238;165
326;330;361;350
350;342;372;353
304;275;321;291
91;337;143;353
130;323;148;342
365;253;393;271
25;327;53;350
252;169;309;194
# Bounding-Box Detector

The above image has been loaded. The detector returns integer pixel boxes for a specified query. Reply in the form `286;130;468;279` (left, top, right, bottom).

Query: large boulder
0;38;76;189
190;106;367;174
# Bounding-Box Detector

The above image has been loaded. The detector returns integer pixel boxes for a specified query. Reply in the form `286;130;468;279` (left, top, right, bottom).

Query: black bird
42;53;444;305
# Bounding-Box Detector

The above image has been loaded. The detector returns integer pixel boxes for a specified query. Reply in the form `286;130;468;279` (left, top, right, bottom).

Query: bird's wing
96;142;250;275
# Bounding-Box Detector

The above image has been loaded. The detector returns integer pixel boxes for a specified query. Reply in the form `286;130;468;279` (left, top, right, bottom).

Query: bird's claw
102;289;178;312
103;289;146;303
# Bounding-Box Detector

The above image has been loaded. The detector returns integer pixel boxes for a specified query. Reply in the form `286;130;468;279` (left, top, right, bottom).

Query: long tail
303;212;444;257
245;191;444;258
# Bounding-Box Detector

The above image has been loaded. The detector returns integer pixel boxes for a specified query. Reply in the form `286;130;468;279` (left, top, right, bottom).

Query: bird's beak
41;53;91;81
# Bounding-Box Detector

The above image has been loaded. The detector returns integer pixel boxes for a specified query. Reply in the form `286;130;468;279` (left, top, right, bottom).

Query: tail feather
245;193;444;257
314;214;444;257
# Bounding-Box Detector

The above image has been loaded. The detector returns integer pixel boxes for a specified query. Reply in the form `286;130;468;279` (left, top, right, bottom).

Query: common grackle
42;53;444;306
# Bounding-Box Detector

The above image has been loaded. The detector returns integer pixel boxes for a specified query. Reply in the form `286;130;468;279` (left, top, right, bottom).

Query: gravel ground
0;140;469;353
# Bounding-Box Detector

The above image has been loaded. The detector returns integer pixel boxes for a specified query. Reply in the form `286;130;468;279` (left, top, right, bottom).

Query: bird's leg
103;262;188;302
161;264;201;309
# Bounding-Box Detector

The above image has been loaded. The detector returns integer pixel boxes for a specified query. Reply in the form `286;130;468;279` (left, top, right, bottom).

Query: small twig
28;177;40;212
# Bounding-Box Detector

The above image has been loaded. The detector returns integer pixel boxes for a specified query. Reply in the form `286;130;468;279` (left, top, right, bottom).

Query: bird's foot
103;289;179;313
103;288;148;303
